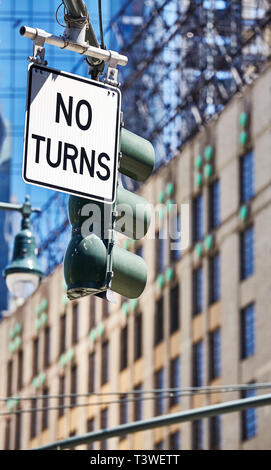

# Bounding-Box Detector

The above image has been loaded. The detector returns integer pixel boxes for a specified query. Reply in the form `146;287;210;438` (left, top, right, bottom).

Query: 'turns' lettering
32;134;45;163
79;148;95;176
46;140;62;168
63;143;78;173
97;153;110;181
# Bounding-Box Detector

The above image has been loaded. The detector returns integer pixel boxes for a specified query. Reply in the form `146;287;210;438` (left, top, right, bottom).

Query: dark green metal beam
34;392;271;450
62;0;100;49
62;0;87;18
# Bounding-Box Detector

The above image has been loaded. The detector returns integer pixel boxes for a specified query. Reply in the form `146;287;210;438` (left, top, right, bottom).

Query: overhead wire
98;0;105;49
3;382;271;403
55;2;66;28
2;382;271;416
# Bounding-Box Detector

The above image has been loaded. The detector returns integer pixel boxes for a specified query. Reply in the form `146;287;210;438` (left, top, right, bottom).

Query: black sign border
23;63;121;204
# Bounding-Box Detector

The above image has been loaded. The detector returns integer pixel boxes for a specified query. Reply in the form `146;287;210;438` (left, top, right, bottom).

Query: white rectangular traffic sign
23;63;121;204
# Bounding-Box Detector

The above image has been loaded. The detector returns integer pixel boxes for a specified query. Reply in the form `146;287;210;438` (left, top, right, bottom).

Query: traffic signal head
64;124;154;301
64;232;147;300
119;127;154;181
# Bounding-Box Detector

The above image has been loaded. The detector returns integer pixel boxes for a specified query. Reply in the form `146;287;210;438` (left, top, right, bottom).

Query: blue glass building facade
0;0;118;312
0;110;11;312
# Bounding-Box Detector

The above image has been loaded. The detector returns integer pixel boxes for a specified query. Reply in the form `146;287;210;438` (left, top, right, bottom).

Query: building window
192;419;204;449
134;312;142;361
209;415;221;449
15;409;21;450
209;179;220;230
44;326;50;369
170;357;180;407
72;303;79;344
136;244;143;259
154;440;165;450
59;375;65;418
5;419;11;450
240;150;254;204
87;418;94;450
193;194;203;243
240;226;254;280
30;398;38;439
170;284;180;334
170;213;181;262
154;368;165;416
33;338;39;377
103;300;109;319
100;408;108;450
241;303;255;359
59;313;66;355
192;340;203;387
17;350;23;391
154;298;164;345
156;228;166;274
134;383;143;421
7;360;13;397
119;394;128;426
169;431;180;450
241;386;257;441
42;387;49;431
209;253;220;305
71;365;77;407
89;297;96;330
101;341;109;385
193;266;203;316
120;325;128;371
88;352;95;393
209;328;221;380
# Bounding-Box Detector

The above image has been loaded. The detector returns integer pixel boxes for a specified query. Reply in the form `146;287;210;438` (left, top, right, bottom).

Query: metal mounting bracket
103;52;120;87
21;25;128;79
28;28;47;65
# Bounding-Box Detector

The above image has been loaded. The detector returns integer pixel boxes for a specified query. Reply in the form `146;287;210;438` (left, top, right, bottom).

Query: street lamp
1;196;43;305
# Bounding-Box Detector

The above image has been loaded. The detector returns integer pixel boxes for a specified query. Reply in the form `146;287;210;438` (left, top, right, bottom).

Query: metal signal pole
35;392;271;450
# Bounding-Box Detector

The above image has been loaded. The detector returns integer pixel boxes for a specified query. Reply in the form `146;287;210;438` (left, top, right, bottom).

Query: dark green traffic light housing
63;198;148;300
64;124;155;301
119;127;155;181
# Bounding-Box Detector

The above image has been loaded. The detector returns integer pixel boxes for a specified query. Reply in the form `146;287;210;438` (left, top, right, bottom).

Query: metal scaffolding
31;0;271;276
114;0;271;171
